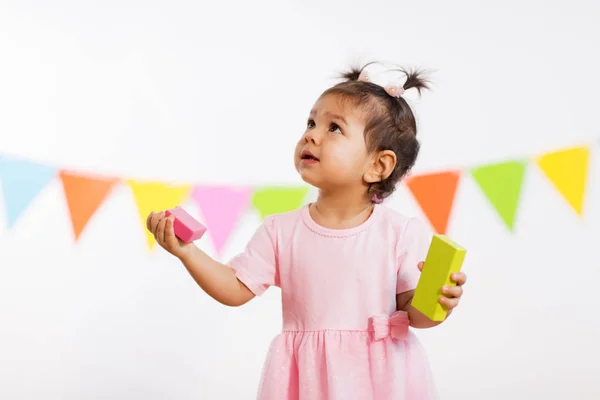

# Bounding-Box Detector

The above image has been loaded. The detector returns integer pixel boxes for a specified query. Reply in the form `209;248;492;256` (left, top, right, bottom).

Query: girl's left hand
418;262;467;310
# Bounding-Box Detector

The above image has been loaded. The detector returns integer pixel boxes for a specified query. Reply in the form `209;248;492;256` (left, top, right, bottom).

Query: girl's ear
364;150;397;184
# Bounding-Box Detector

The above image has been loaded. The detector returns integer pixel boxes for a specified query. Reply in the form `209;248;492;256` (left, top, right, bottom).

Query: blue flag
0;155;56;227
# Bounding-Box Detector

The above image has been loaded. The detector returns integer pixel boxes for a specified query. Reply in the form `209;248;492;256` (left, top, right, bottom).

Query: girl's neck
310;188;374;230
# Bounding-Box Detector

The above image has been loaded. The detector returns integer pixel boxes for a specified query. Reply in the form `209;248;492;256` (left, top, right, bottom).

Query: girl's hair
321;62;430;202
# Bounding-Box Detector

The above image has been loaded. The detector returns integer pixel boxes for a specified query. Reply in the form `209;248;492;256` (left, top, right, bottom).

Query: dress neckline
300;203;381;238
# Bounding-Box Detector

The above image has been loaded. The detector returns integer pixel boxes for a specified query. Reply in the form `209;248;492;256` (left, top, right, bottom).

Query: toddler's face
294;94;373;192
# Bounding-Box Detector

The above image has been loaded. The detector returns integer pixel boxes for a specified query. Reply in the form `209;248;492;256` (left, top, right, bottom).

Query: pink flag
191;186;253;255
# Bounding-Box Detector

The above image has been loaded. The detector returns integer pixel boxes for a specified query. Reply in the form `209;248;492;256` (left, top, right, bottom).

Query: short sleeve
227;216;278;296
396;217;431;294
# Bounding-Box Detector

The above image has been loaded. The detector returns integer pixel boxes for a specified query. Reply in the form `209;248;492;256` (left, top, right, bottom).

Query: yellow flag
536;146;590;216
127;180;192;249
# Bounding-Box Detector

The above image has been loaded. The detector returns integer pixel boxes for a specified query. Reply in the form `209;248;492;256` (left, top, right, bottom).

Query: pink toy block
165;206;207;243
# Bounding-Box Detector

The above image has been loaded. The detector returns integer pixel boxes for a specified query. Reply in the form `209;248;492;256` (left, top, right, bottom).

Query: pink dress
228;204;438;399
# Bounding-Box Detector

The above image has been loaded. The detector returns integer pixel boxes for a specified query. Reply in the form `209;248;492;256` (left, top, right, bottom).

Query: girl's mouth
301;150;320;164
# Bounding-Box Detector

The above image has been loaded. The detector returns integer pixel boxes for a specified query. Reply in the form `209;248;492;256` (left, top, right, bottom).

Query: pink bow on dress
368;311;410;341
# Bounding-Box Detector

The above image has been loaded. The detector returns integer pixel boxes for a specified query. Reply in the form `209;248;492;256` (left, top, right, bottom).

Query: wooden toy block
411;234;466;322
165;206;207;243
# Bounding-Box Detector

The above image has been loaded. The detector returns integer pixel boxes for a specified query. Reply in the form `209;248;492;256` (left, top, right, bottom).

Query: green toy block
411;234;466;322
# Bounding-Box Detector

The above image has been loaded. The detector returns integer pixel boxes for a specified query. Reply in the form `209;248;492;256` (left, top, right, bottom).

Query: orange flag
60;171;118;240
405;170;461;234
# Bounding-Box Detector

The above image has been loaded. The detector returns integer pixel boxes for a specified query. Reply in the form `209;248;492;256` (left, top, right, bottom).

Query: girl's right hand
146;211;194;260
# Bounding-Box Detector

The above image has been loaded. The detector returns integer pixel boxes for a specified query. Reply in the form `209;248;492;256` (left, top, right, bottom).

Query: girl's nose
304;130;320;145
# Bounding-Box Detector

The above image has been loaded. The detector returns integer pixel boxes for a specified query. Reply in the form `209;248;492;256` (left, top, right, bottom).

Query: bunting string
0;142;595;254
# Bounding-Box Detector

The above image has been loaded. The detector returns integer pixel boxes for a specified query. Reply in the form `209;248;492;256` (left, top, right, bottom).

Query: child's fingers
156;216;168;245
451;272;467;286
151;212;165;237
146;211;154;231
417;261;424;271
439;296;459;309
165;217;177;243
442;285;463;298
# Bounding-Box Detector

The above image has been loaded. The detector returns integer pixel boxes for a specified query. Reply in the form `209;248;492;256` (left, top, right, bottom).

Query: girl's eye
329;123;342;134
307;119;316;129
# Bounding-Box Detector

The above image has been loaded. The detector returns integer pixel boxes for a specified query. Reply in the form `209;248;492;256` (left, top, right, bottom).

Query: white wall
1;1;599;399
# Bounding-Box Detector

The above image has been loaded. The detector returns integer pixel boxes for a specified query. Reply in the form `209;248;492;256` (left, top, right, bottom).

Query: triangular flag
60;171;118;240
0;156;56;227
127;180;192;249
470;160;527;231
252;186;309;219
536;146;589;215
405;170;461;234
191;186;252;255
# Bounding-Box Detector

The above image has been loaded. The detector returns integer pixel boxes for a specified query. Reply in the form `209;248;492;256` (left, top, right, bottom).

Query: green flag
470;160;527;231
252;186;309;219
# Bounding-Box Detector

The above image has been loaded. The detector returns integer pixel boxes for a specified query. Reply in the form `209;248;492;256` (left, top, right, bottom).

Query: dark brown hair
321;62;430;202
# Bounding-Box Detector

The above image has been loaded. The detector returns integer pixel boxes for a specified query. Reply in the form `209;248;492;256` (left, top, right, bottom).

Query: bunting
127;181;192;249
405;170;461;234
252;186;310;219
0;155;56;227
191;186;253;255
60;171;118;240
470;160;527;231
536;146;589;216
0;140;596;250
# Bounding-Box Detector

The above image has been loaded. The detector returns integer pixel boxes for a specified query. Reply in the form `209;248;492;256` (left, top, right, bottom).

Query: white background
0;0;599;399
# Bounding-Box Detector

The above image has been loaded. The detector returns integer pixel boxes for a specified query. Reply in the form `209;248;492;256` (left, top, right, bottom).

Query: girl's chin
298;171;320;187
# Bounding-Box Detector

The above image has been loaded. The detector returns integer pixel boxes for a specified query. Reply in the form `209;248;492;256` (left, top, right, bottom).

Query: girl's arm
180;246;255;307
396;290;447;329
147;211;255;307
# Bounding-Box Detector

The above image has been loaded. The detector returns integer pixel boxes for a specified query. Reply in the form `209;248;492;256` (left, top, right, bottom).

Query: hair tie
372;194;383;204
357;62;407;98
384;85;405;98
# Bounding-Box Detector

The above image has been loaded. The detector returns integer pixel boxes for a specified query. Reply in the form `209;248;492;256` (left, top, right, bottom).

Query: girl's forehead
310;93;368;134
312;93;363;119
